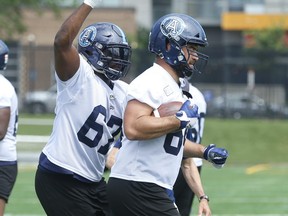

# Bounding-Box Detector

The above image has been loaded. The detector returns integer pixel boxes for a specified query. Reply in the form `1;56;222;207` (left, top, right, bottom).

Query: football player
34;1;132;215
173;77;209;216
0;40;18;216
107;13;228;216
106;78;211;215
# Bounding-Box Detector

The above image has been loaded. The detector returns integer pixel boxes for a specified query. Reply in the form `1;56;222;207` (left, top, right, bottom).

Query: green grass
6;165;46;215
202;118;288;164
18;125;52;135
5;115;288;215
6;164;288;215
192;163;288;215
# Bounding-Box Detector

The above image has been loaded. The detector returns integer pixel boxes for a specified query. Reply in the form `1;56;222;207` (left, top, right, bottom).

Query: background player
0;40;18;216
34;0;132;215
173;77;208;216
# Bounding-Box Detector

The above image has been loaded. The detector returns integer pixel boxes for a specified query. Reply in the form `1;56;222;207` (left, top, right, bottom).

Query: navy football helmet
148;13;209;77
0;40;9;71
78;22;132;80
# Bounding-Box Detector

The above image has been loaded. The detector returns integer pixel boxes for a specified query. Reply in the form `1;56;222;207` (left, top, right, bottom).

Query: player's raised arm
54;1;100;81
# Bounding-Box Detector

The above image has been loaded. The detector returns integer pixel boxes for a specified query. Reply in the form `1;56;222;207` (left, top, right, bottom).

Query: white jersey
188;84;207;167
0;74;18;162
110;63;186;190
41;55;127;182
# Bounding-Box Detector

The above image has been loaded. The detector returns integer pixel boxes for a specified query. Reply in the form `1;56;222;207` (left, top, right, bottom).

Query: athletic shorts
107;177;180;216
0;163;18;203
35;167;111;216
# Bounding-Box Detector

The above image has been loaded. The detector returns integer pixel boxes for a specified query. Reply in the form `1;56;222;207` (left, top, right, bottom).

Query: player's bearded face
185;45;199;70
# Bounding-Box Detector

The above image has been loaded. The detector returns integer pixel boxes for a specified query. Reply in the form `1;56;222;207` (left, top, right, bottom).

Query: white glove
175;111;198;129
84;0;102;8
175;100;199;129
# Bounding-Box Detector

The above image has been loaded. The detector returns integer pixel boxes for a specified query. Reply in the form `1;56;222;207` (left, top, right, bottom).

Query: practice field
4;115;288;215
6;164;288;215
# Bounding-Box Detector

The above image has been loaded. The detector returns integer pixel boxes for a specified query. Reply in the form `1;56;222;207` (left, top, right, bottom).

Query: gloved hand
204;144;228;169
175;99;199;129
84;0;102;8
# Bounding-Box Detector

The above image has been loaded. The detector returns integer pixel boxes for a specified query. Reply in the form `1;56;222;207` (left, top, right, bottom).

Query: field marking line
17;135;49;143
246;163;271;174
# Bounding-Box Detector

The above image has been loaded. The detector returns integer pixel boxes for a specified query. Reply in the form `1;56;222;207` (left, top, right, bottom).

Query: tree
0;0;65;39
244;26;288;69
245;26;287;52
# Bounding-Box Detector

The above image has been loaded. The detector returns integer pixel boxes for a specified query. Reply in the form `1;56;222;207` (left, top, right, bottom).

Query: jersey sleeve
0;94;11;108
55;55;93;104
0;79;12;108
126;65;182;109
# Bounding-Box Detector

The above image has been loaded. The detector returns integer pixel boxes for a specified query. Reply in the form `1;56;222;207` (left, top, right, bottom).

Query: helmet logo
79;26;97;47
160;16;185;40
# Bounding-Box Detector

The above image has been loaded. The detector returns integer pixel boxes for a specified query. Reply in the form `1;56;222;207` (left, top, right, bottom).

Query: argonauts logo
160;16;185;41
79;26;97;47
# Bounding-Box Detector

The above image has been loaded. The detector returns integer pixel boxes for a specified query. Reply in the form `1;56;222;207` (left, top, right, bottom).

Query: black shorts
35;167;111;216
107;177;180;216
0;163;18;203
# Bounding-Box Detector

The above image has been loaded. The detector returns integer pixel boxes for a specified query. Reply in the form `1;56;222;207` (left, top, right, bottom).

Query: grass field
4;115;288;216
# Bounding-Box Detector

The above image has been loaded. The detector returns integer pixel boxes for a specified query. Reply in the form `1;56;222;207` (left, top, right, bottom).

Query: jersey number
163;130;184;156
77;105;122;155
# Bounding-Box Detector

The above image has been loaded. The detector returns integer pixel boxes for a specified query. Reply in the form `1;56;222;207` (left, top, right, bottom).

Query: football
153;101;183;117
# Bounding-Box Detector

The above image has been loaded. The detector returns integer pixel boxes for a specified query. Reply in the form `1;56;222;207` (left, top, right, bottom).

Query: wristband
199;195;209;202
83;0;102;8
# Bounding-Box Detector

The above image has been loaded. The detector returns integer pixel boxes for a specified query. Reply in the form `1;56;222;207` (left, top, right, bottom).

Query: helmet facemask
95;42;131;80
0;40;9;71
181;42;209;77
162;31;209;78
0;53;8;70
